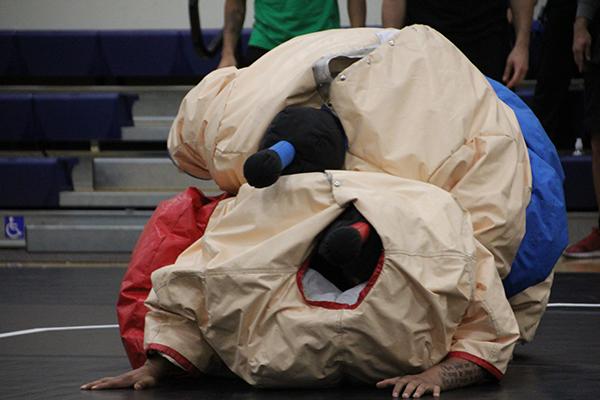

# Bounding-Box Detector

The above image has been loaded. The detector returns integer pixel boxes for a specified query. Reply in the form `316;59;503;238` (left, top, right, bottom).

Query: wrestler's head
243;106;347;188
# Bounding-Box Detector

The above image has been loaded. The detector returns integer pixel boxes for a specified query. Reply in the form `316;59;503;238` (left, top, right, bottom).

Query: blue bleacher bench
0;157;78;208
0;93;137;142
0;29;248;79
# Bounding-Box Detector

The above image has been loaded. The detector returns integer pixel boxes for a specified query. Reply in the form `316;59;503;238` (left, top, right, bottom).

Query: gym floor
1;261;599;400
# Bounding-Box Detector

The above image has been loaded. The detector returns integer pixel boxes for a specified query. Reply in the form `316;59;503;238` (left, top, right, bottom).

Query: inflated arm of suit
144;274;220;374
448;241;520;379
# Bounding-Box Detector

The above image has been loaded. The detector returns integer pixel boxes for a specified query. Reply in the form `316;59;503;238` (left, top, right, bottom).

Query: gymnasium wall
0;0;383;30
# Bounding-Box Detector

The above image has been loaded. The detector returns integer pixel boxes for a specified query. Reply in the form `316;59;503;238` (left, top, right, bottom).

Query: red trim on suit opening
447;351;504;380
296;252;385;310
146;343;201;374
350;221;371;243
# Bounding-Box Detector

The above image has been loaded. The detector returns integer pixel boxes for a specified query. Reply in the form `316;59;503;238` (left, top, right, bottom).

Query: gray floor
1;268;599;399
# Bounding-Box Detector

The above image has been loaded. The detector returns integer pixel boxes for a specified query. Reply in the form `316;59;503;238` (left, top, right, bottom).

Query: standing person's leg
587;61;600;230
563;34;600;257
532;0;577;142
451;28;511;82
240;45;269;67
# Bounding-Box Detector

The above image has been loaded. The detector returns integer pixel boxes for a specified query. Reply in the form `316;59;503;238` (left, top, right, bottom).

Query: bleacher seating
0;157;77;208
16;30;107;78
0;93;36;141
0;29;247;82
0;92;138;141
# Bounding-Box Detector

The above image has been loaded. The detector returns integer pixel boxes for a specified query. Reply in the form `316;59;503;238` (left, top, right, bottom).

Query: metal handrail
188;0;223;58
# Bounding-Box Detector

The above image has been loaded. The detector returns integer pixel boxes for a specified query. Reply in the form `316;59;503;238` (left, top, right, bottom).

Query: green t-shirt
249;0;340;51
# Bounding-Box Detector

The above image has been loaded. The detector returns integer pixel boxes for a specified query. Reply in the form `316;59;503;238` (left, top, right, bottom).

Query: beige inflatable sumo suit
147;26;550;386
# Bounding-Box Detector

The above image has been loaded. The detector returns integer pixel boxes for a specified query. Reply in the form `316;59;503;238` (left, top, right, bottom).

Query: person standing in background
563;0;600;258
218;0;367;68
531;0;577;144
381;0;535;88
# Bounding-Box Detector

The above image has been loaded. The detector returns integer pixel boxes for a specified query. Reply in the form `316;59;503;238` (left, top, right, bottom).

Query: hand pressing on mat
376;356;490;398
81;354;182;390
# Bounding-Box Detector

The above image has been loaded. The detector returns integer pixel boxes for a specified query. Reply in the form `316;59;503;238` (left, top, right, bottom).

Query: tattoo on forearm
439;360;488;390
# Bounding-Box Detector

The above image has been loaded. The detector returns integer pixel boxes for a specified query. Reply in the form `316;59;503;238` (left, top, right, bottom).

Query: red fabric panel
116;187;229;368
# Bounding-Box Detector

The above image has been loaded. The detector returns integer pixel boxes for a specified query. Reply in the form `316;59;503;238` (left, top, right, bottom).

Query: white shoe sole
562;250;600;259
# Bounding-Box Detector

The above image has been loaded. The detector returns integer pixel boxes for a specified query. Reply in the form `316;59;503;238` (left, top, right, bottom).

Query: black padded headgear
243;106;347;188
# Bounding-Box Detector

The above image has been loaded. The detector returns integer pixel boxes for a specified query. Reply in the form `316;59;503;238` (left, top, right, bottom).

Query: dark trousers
447;27;511;82
240;45;269;68
532;0;577;146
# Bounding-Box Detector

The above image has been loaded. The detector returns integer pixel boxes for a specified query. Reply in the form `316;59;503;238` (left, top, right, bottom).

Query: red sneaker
563;228;600;258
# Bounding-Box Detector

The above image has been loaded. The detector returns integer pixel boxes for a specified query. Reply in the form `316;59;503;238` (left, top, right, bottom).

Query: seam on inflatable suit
203;268;299;277
384;249;475;261
211;78;237;159
154;269;299;284
214;146;248;155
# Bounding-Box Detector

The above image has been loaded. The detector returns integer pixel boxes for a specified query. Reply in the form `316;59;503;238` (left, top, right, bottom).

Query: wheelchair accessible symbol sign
4;216;25;240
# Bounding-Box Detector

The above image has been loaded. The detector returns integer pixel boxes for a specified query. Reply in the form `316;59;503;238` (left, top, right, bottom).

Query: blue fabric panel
561;155;597;211
100;30;185;77
0;94;40;141
486;78;568;298
16;31;106;77
0;157;77;208
33;93;137;141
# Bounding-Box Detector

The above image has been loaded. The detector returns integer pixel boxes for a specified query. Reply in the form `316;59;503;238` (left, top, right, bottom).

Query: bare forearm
222;0;246;58
348;0;366;27
437;357;490;390
382;0;406;28
509;0;534;48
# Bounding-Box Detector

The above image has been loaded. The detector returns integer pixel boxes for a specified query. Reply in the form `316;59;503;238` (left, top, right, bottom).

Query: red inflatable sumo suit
117;187;228;368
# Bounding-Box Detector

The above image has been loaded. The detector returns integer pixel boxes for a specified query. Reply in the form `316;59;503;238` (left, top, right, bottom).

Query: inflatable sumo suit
117;26;567;385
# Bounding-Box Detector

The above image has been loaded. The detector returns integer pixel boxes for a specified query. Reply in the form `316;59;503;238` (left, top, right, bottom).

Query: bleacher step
1;210;152;253
121;116;173;141
567;212;598;245
27;224;142;253
93;157;220;192
60;191;180;208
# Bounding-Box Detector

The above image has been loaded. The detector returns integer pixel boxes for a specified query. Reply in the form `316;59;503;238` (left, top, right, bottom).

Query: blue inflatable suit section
487;78;568;298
